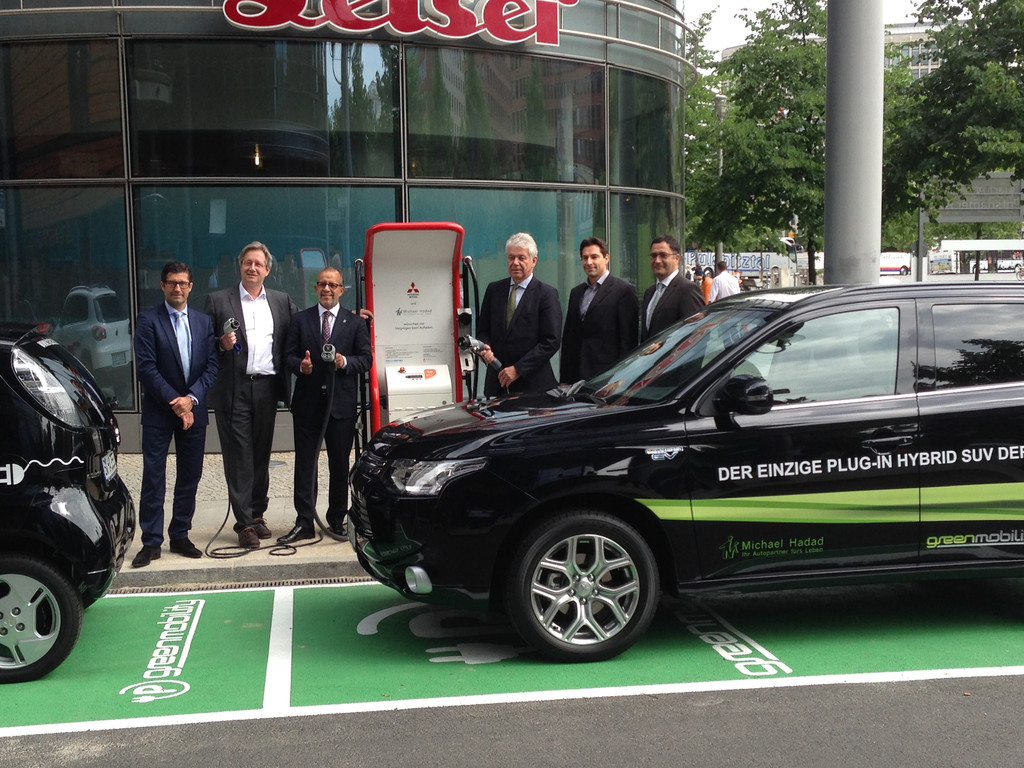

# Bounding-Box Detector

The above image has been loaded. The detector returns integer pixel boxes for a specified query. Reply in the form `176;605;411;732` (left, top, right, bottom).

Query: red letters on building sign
222;0;580;46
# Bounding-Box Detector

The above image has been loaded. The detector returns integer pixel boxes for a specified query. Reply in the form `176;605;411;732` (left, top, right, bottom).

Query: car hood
368;392;604;461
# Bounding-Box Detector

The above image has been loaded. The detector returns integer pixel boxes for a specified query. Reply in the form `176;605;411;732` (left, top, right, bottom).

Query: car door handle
862;435;914;453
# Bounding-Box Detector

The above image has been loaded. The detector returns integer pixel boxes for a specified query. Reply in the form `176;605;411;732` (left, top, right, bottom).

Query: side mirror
715;374;773;416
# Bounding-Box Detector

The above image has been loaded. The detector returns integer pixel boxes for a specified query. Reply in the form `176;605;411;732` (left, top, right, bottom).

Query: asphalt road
1;675;1019;768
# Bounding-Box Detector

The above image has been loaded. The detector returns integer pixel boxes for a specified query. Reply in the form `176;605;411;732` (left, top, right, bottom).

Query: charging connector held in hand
223;318;241;353
458;335;502;372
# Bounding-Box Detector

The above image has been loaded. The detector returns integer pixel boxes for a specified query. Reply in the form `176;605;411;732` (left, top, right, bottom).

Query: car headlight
12;347;88;429
388;458;487;496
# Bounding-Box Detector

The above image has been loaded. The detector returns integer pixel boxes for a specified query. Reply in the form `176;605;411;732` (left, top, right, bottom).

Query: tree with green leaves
886;0;1024;218
689;0;828;280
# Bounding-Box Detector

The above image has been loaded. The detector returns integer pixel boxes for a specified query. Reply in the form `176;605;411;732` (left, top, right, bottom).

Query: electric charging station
360;222;479;436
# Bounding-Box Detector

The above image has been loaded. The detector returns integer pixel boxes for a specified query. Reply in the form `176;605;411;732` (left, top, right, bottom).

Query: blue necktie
173;311;191;374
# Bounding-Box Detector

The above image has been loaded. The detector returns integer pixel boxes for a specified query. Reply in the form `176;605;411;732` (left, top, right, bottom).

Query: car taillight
92;325;107;341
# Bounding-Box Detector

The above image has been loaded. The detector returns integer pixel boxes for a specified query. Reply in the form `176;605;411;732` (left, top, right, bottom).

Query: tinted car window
932;303;1024;389
94;293;128;323
62;295;88;324
732;307;899;404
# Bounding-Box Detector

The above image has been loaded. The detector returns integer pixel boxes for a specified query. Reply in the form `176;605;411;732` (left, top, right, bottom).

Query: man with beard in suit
560;236;639;383
204;241;299;549
278;268;372;543
477;232;562;397
641;234;705;341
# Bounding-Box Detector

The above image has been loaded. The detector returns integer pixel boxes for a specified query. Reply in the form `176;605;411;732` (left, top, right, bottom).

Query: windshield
584;305;776;405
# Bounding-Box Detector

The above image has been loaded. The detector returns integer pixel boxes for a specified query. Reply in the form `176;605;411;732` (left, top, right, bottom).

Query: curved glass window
611;191;683;292
410;186;606;300
407;48;604;184
0;186;133;407
134;185;397;314
610;69;679;193
0;41;124;180
127;40;399;178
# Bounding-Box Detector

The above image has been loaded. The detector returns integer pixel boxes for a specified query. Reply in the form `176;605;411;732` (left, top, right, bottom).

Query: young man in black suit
560;236;639;383
203;241;299;548
132;262;219;567
278;268;372;543
477;232;562;397
641;234;705;341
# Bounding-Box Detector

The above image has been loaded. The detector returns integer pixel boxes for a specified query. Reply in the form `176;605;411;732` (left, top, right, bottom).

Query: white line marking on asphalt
6;584;1024;738
263;587;294;712
6;664;1024;737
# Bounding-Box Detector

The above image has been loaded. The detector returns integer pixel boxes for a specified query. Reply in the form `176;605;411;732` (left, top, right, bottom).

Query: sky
685;1;924;58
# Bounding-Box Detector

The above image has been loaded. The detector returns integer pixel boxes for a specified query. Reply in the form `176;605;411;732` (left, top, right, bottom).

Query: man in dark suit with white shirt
560;236;639;383
204;241;299;549
641;234;705;341
477;232;562;397
278;268;372;543
132;262;219;567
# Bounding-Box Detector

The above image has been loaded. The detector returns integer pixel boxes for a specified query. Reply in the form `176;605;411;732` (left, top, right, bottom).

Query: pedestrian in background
709;259;742;302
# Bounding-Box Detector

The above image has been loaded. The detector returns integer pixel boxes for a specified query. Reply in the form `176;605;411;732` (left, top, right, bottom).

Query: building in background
0;0;696;449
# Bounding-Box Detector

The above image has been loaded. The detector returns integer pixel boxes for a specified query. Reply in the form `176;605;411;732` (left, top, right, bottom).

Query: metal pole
714;94;726;263
824;0;884;284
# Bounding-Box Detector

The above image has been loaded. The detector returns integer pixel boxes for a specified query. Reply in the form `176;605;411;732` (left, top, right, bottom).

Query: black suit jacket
477;276;562;397
641;273;706;340
560;274;639;383
285;306;372;420
203;285;299;409
134;304;219;428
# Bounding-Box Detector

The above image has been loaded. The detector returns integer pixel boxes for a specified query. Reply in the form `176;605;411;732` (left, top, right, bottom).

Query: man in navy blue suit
477;232;561;397
278;268;372;544
132;262;219;567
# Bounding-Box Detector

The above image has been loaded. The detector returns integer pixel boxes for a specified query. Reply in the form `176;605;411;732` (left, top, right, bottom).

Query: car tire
0;554;85;683
504;510;659;662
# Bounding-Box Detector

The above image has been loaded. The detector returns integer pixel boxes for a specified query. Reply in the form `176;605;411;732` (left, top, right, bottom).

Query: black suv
350;283;1024;662
0;324;135;682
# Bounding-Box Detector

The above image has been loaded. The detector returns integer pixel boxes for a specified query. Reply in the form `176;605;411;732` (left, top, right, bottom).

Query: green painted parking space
3;580;1024;734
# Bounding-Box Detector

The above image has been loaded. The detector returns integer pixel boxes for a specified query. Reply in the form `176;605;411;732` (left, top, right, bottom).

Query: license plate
102;451;118;481
111;351;127;367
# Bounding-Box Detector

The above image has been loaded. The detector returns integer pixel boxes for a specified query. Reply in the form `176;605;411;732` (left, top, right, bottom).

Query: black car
0;323;135;682
350;283;1024;662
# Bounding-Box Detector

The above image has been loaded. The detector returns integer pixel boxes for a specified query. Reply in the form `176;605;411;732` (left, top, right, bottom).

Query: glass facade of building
0;0;694;448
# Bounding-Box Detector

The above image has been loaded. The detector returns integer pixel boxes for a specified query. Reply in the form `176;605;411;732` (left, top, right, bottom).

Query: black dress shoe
329;524;349;542
131;545;161;568
169;538;202;558
277;525;316;544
